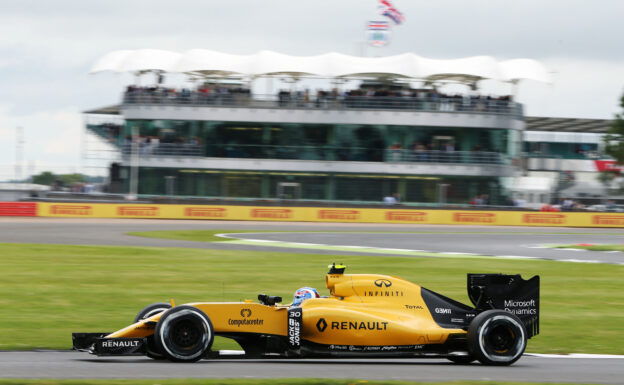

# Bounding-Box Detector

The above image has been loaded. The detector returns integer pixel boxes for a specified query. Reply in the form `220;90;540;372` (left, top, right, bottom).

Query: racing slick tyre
154;305;214;362
467;310;527;366
134;302;172;360
447;355;476;364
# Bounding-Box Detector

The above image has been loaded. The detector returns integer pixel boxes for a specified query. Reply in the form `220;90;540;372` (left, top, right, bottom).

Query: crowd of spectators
124;85;251;106
121;135;203;156
123;83;516;114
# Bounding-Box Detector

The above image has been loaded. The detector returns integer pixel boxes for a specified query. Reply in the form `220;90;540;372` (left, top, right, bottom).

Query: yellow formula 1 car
72;264;539;366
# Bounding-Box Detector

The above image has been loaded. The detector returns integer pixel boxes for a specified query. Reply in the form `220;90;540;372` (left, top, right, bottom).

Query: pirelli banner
35;203;624;228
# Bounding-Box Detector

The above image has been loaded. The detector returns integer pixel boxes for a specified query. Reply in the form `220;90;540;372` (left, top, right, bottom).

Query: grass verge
553;244;624;252
0;243;623;353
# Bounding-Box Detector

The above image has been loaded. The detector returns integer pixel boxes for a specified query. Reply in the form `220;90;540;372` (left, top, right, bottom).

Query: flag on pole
378;0;405;25
366;20;391;47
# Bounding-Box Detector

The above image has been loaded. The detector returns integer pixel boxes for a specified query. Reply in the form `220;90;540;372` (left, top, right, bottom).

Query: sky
1;0;623;180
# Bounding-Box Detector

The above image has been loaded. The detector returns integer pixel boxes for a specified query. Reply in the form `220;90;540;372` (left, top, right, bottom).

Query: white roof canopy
90;49;551;84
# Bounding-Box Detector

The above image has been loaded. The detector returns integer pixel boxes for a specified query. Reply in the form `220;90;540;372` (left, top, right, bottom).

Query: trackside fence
0;201;619;227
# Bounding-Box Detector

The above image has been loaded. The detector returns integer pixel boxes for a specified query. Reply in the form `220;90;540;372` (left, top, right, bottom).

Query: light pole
128;125;139;200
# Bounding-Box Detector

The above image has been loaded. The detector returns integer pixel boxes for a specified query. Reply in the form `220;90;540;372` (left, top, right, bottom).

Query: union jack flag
367;21;390;31
378;0;405;25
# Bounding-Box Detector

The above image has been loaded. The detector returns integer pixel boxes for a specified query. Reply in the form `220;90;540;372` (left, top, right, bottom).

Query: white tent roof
90;49;551;83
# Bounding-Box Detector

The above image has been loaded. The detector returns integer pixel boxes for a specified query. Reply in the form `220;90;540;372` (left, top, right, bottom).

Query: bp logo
240;308;252;318
316;318;328;332
374;279;392;288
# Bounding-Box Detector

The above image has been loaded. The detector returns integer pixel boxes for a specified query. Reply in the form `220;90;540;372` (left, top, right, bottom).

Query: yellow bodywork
108;272;465;346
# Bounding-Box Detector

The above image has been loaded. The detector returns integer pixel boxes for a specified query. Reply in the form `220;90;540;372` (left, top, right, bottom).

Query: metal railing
119;142;507;165
121;143;202;157
122;90;522;116
384;149;506;164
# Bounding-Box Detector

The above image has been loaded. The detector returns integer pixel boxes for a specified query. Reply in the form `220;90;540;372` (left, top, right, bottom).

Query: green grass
0;380;606;385
553;244;624;252
0;243;623;354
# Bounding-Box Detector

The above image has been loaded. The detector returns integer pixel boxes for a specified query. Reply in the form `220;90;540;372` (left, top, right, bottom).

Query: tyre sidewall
134;302;173;360
154;305;214;362
468;310;527;366
134;302;172;323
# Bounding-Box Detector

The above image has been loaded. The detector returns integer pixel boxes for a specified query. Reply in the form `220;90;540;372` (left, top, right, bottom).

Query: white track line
216;233;624;265
527;353;624;359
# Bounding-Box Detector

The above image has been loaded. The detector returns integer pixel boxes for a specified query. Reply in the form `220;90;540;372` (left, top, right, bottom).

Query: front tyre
134;302;172;360
468;310;527;366
154;305;214;362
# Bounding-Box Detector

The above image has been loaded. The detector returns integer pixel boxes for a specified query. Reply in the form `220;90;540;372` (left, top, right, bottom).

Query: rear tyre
447;355;475;364
134;302;172;360
468;310;527;366
154;305;214;362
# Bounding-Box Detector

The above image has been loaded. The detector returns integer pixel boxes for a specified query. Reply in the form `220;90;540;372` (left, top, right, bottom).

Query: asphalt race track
1;351;624;383
1;217;623;263
1;217;624;382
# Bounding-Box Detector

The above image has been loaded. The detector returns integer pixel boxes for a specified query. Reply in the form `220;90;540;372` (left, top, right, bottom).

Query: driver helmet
292;287;320;306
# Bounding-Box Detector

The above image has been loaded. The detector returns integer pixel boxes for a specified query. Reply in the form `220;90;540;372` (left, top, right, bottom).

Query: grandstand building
83;50;615;205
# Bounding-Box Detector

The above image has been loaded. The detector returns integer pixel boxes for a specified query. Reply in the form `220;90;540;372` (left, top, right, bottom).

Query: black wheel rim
170;319;201;350
487;324;515;353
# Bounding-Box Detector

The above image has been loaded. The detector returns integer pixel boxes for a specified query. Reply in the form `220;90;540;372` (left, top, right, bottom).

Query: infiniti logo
374;279;392;288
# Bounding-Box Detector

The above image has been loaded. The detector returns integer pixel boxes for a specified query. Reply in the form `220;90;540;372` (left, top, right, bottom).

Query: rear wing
467;274;540;338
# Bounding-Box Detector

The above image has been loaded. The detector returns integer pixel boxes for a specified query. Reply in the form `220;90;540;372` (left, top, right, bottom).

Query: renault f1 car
72;264;539;365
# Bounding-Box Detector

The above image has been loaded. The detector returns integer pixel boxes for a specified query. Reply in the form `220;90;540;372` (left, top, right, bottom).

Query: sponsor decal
451;318;464;323
250;208;292;219
453;212;496;223
594;160;622;172
228;309;264;327
504;299;537;316
50;205;93;216
363;289;404;297
184;207;227;218
288;307;302;349
404;304;423;310
523;213;566;225
593;215;624;226
317;209;360;221
316;318;388;332
316;318;328;332
385;211;427;222
101;340;140;348
117;206;159;216
374;279;392;288
435;308;451;314
328;344;424;351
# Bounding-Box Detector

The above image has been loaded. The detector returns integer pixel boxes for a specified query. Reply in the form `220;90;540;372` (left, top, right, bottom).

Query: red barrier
0;202;37;217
